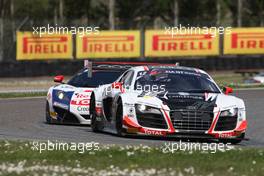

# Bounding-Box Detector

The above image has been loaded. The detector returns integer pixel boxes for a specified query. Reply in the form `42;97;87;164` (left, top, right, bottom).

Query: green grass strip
0;140;263;176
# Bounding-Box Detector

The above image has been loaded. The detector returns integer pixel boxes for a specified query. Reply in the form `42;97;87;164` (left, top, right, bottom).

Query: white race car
252;72;264;83
90;65;247;144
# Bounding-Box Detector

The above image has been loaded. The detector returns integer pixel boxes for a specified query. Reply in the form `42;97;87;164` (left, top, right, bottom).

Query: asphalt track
0;89;264;147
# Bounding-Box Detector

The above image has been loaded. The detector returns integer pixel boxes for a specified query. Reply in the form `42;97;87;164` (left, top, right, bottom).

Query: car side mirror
112;82;123;89
223;86;233;95
54;75;64;83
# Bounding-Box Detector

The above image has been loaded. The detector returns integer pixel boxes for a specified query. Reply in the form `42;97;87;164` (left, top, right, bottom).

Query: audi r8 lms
90;65;247;144
45;67;123;125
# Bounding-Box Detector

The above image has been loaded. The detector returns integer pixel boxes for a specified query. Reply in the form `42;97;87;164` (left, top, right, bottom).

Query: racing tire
90;95;103;132
116;102;126;137
45;101;52;124
219;133;245;145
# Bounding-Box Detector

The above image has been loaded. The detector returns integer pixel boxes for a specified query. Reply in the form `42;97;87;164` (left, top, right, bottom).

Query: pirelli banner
224;28;264;55
76;31;140;58
145;30;220;57
16;32;73;60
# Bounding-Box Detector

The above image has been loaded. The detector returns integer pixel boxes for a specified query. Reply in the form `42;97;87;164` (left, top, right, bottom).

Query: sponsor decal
224;28;264;54
59;85;74;89
70;93;91;107
16;32;72;60
143;129;165;136
186;106;198;110
166;94;204;100
75;93;90;99
70;99;90;106
76;31;140;58
53;102;69;109
77;106;89;112
218;133;234;138
164;70;201;77
145;30;219;57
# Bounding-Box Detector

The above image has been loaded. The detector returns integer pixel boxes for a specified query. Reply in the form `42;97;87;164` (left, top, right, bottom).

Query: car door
107;70;132;97
101;70;131;120
110;70;135;121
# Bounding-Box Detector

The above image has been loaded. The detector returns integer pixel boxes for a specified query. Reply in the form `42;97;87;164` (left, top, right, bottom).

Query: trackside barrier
224;28;264;55
16;28;264;60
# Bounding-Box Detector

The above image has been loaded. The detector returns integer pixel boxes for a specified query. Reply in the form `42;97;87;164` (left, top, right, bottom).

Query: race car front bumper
122;107;247;139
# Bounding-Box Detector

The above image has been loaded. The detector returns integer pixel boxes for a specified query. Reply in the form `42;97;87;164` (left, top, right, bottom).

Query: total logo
143;129;165;136
77;106;89;112
218;133;234;138
71;99;90;106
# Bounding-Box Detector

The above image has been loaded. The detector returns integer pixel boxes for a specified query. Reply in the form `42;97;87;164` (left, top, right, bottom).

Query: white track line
234;87;264;91
0;89;47;93
0;96;45;100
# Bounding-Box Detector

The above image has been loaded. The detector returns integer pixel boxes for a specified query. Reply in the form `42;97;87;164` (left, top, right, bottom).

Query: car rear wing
84;60;179;72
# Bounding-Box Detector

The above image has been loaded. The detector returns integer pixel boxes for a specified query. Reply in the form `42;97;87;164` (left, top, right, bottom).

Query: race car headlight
57;91;69;101
58;92;65;100
136;104;161;114
220;108;238;117
237;108;246;121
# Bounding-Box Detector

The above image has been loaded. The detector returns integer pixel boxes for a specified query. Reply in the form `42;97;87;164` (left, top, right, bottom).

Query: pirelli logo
76;31;140;58
82;36;134;53
152;34;213;51
145;30;219;57
17;32;72;60
224;28;264;54
22;36;68;54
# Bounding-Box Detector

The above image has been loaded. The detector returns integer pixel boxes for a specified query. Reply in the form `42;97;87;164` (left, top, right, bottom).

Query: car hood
157;92;216;111
137;91;244;111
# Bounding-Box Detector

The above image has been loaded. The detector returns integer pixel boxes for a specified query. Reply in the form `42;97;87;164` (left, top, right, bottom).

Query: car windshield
135;69;220;93
68;69;122;87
